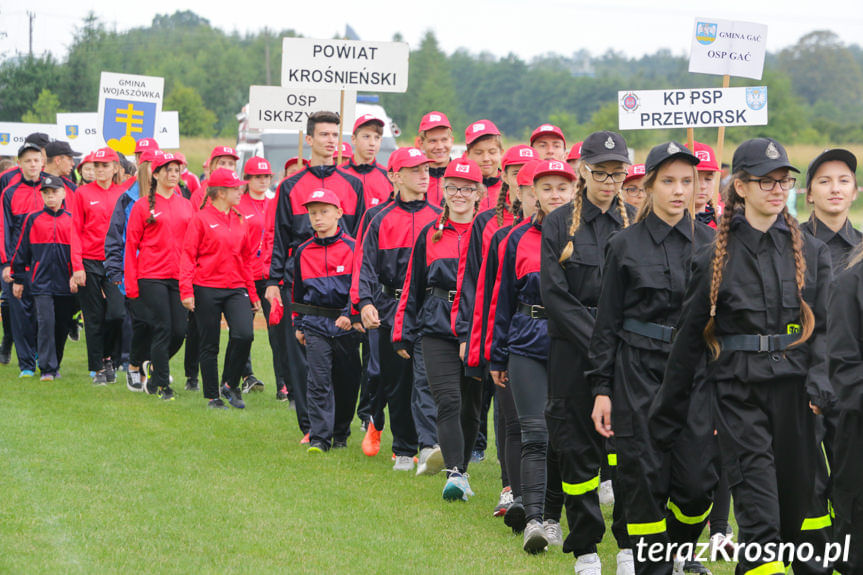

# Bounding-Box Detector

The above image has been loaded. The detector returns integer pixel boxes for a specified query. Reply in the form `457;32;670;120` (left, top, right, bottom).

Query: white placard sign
247;86;356;131
618;87;768;130
689;18;768;80
97;71;164;156
281;38;409;93
0;123;59;153
56;112;180;154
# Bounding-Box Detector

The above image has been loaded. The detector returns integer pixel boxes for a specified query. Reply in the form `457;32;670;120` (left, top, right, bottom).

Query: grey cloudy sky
2;0;862;61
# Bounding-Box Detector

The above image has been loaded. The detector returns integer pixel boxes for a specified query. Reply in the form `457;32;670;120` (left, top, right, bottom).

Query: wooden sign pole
297;130;304;167
713;74;731;208
686;128;695;155
337;90;345;165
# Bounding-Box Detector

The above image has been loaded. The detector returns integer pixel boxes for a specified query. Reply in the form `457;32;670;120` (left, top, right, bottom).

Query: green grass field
0;330;736;574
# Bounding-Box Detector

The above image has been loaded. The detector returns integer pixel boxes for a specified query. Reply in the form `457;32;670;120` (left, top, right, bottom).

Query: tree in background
22;89;63;124
0;55;59;121
165;82;216;137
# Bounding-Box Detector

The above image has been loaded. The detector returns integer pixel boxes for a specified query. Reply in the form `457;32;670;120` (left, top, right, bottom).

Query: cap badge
696;150;709;162
550;161;564;170
429;114;441;122
311;191;325;199
540;125;553;132
455;163;470;174
408;148;422;157
258;162;267;170
667;142;681;154
519;149;534;157
604;136;615;150
765;142;780;160
473;123;485;132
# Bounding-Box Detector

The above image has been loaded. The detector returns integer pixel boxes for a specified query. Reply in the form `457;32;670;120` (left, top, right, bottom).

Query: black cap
40;175;64;190
644;141;699;174
24;132;51;149
580;131;630;165
45;140;80;158
732;138;799;177
17;142;41;157
806;148;857;187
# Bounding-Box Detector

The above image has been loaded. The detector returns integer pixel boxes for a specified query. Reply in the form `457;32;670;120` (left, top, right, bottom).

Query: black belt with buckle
381;285;403;300
517;302;547;319
426;287;457;303
717;333;798;353
622;318;677;343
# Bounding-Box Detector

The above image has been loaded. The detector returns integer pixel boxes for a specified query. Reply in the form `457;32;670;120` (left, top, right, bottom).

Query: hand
490;370;508;388
809;401;822;416
265;285;282;306
352;322;366;333
73;270;86;287
592;395;614;438
181;297;195;311
396;349;411;360
335;316;352;331
459;342;466;361
2;267;11;284
361;304;380;330
69;277;78;294
251;300;262;314
295;330;306;346
12;283;23;299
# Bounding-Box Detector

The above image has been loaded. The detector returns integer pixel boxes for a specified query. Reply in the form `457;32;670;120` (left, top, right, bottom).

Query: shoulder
279;169;307;193
694;220;716;243
335;168;363;187
543;200;571;228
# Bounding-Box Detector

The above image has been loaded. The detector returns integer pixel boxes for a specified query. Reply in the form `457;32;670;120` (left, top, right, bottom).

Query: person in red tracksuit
11;175;76;380
566;141;583;171
125;152;195;401
416;111;454;208
180;168;260;410
190;146;239;208
464;120;504;212
352;147;441;471
342;114;392;210
530;124;567;161
693;142;722;228
488;159;576;554
292;189;361;453
71;147;129;385
392;157;481;498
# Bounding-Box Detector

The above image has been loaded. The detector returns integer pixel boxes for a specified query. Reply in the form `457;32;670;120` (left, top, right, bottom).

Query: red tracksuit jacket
341;160;392;210
236;192;274;281
71;180;127;270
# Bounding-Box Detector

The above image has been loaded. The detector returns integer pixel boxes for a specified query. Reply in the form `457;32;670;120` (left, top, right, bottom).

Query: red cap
502;145;539;169
93;147;120;163
138;149;163;164
302;188;342;209
244;156;273;176
532;159;577;182
693;141;719;172
443;158;482;183
284;157;309;171
391;147;431;172
208;146;239;164
174;152;187;166
517;160;542;186
465;119;500;146
134;138;160;154
530;124;566;146
567;142;583;161
418;111;451;133
333;142;353;160
207;168;245;188
624;164;646;184
152;152;186;172
353;114;384;134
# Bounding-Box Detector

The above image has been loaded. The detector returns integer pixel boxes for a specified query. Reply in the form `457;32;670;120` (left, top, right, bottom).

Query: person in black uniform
651;138;832;575
540;130;635;575
797;148;860;575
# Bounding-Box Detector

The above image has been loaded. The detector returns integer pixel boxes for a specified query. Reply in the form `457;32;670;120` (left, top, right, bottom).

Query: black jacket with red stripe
269;164;364;287
341;160;391;210
352;195;441;327
12;207;73;295
392;219;472;350
1;176;44;266
427;165;447;208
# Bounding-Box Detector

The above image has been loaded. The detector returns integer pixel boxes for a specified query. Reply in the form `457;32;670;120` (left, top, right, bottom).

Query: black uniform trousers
372;323;418;456
283;289;310;434
139;279;187;389
547;337;631;556
496;370;522;496
833;410;863;575
33;294;75;375
615;344;718;575
6;275;36;371
305;331;361;447
78;259;125;371
714;376;817;575
184;311;199;381
125;297;152;369
194;286;253;400
235;279;286;387
793;413;835;575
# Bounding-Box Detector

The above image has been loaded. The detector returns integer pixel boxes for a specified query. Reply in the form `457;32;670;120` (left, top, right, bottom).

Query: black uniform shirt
828;261;863;411
800;216;862;273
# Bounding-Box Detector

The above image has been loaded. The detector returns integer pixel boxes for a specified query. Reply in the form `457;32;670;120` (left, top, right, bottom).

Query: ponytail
495;181;510;226
432;204;450;243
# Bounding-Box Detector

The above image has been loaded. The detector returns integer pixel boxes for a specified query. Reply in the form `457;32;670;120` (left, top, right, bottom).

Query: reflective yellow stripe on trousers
562;475;600;496
800;514;832;530
626;519;666;536
743;561;785;575
608;453;617;466
667;500;713;525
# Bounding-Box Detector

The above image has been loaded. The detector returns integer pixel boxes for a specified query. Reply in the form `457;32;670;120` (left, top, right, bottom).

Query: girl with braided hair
539;130;635;575
650;138;832;575
124;153;195;400
587;142;716;575
392;157;481;499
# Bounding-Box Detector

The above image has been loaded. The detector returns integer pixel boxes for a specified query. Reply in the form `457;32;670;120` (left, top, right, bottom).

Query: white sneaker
523;519;548;554
416;445;445;476
599;479;615;505
617;548;635;575
709;532;735;557
575;552;602;575
672;555;685;575
543;519;564;547
393;455;415;471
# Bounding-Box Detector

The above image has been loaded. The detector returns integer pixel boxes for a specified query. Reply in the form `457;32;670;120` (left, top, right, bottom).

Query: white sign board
0;123;59;154
689;18;768;80
281;38;409;93
97;71;165;156
618;87;768;130
247;86;357;131
56;112;180;155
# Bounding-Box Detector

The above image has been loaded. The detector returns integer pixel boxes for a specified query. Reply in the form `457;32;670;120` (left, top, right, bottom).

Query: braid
145;174;158;224
558;178;585;263
433;204;450;242
510;196;522;217
534;200;546;225
783;209;815;347
495;181;509;226
617;189;630;228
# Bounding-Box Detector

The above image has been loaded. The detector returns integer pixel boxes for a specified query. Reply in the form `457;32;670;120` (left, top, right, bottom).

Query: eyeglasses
623;186;645;196
746;177;797;191
443;185;478;196
585;166;628;183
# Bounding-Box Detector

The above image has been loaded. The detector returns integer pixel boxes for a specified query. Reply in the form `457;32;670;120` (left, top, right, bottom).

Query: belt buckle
530;305;542;319
447;290;456;303
664;326;677;343
394;288;402;299
758;334;770;353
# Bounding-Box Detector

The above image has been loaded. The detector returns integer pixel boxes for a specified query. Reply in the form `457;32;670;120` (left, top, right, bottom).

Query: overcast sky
2;0;862;61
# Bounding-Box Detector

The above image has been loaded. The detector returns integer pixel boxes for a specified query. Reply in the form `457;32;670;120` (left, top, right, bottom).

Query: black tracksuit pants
33;294;75;375
139;279;187;389
305;331;361;447
833;410;863;575
194;286;253;400
371;323;418;457
78;259;125;371
283;290;310;434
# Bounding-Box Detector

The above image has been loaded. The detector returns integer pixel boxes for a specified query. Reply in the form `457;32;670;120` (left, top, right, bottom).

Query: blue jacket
104;180;141;294
12;207;73;296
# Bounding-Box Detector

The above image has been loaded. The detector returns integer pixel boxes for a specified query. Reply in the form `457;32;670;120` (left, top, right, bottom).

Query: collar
348;160;376;174
483;175;500;188
313;228;344;246
731;210;788;255
580;190;625;225
429;166;447;179
308;164;338;179
644;211;693;244
394;193;429;212
810;216;860;247
42;206;66;218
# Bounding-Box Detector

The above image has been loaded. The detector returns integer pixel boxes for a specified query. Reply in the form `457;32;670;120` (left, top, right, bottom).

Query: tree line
1;11;861;146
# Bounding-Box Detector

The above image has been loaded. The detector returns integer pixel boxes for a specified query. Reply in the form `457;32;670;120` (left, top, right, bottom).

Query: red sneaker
300;433;310;444
361;422;381;456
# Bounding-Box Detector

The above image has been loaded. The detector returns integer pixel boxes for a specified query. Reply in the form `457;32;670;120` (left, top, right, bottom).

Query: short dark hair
307;111;341;136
